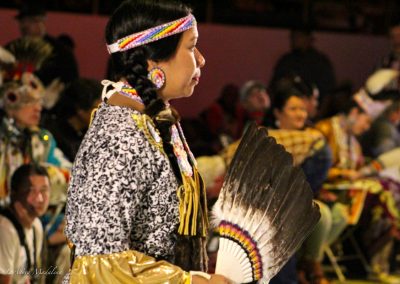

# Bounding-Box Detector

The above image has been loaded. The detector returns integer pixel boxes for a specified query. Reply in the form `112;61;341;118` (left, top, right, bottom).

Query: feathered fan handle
213;123;320;284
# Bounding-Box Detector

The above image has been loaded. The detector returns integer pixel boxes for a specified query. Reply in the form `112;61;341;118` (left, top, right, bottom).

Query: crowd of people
189;20;400;284
0;0;400;284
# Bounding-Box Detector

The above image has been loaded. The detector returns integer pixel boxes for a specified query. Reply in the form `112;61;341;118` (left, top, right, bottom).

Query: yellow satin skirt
69;250;190;284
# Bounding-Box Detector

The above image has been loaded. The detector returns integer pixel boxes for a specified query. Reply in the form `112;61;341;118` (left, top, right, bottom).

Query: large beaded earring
147;67;166;89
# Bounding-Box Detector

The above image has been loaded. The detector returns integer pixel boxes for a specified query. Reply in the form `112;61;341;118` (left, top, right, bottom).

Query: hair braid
121;48;182;180
105;0;192;182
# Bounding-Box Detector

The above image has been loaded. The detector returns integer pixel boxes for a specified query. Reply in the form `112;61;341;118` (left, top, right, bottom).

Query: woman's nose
195;48;205;68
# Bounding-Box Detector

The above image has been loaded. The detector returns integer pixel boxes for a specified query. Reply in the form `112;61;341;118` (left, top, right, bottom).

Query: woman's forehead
183;26;198;41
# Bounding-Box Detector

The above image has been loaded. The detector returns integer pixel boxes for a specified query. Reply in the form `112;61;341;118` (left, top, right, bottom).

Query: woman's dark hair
10;163;48;204
106;0;190;115
342;98;364;115
105;0;191;179
272;77;308;112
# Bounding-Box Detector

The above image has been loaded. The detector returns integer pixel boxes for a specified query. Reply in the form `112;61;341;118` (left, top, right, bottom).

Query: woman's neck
107;92;146;113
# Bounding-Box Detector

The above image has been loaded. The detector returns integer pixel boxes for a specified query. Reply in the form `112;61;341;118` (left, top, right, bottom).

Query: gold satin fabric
69;250;190;284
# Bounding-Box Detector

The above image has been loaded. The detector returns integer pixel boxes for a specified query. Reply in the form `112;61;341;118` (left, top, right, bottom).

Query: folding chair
322;182;372;282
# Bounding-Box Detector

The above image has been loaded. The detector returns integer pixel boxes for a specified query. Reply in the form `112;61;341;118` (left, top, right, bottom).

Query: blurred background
1;0;400;34
2;1;395;117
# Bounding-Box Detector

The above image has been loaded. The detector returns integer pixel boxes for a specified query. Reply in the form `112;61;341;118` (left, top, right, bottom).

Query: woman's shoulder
81;103;165;156
314;117;333;134
89;103;145;137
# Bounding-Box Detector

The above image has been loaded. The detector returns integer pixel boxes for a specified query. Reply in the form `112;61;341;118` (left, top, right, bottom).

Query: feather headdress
213;123;320;284
0;38;52;111
5;37;52;80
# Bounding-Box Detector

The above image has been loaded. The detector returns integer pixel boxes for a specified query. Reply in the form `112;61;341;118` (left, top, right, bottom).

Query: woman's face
245;88;270;112
9;99;42;128
155;26;205;101
348;108;372;136
274;95;308;130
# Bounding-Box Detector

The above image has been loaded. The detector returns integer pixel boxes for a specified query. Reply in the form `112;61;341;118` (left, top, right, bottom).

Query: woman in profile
64;0;229;283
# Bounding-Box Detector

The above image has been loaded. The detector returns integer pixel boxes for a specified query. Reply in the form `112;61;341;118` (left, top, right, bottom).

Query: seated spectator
220;77;332;284
275;74;321;124
42;78;102;161
315;91;400;283
270;78;333;284
0;164;50;284
239;80;271;127
0;38;71;206
360;99;400;158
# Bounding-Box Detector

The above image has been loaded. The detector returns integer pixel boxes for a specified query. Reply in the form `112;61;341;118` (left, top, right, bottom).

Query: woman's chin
183;87;196;98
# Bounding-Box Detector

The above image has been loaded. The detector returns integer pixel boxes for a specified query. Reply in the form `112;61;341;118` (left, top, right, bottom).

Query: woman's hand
209;274;232;283
192;274;232;283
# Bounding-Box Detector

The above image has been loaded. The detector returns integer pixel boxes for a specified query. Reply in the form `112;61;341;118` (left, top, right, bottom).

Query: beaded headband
107;14;196;54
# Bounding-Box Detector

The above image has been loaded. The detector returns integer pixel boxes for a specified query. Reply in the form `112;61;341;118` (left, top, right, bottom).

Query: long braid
121;48;182;181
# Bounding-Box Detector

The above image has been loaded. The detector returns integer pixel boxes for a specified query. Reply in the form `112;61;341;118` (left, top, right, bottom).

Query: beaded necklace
118;83;196;176
104;80;198;180
118;83;144;104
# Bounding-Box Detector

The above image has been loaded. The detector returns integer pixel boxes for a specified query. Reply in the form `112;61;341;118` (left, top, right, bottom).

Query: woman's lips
192;76;200;83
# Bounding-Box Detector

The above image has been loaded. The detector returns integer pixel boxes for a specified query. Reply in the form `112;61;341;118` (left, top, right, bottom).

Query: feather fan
212;123;320;284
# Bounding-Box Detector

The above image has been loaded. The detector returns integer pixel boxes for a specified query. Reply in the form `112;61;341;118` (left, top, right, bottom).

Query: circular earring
147;67;166;89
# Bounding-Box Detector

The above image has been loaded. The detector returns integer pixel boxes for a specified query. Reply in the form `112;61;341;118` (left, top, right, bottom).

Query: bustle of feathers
212;123;320;284
5;37;52;78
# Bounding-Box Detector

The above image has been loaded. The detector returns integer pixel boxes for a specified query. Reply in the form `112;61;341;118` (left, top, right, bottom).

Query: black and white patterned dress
65;102;181;260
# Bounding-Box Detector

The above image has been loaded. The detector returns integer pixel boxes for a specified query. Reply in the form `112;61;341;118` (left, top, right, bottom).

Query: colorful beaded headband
107;14;196;54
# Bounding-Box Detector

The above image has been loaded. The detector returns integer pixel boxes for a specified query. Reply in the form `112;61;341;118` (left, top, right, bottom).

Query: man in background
270;28;336;105
0;164;50;284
